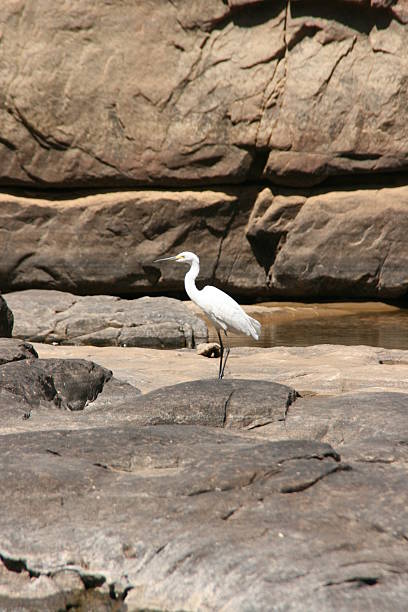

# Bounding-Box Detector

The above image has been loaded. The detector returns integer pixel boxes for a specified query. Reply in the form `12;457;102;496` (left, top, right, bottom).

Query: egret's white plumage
154;251;261;378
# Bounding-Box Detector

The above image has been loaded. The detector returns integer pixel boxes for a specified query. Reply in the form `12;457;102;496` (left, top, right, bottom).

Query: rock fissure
280;463;352;494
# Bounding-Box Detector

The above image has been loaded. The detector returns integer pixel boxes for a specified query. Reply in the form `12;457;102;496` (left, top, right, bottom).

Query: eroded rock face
5;289;208;348
2;185;408;299
1;1;408;188
248;185;408;298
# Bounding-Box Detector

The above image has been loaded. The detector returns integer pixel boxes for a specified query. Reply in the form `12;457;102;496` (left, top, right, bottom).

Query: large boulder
0;1;408;188
248;184;408;299
5;289;208;348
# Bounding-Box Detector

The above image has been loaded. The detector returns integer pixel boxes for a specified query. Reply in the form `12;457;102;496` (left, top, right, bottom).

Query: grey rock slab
0;424;407;610
100;378;298;430
5;289;208;348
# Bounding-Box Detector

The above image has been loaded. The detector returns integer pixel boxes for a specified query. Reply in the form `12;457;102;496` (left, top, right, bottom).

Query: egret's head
154;251;199;265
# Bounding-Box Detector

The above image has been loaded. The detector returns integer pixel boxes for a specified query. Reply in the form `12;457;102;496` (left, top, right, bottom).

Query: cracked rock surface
0;339;408;610
1;1;408;187
4;289;208;348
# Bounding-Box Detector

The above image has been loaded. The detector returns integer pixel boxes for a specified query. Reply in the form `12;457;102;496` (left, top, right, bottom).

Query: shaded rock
0;338;38;366
5;289;208;348
1;2;408;187
0;189;264;298
0;358;112;410
196;342;221;358
0;296;13;338
106;379;297;429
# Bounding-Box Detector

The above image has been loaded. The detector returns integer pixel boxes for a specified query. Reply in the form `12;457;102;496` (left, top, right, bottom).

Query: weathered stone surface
0;340;407;609
0;189;265;297
0;296;13;338
0;337;38;365
5;289;208;348
1;424;408;610
97;379;297;429
33;342;408;397
3;185;408;299
0;357;113;410
248;185;408;298
1;1;408;188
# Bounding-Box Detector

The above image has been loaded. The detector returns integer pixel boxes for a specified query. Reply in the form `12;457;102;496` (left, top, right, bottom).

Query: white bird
154;251;261;379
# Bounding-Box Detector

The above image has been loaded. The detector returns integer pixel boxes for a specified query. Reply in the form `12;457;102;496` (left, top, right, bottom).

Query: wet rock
0;296;13;338
5;289;208;348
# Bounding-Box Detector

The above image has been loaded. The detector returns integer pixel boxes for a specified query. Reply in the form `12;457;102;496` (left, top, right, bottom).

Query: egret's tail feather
248;315;261;341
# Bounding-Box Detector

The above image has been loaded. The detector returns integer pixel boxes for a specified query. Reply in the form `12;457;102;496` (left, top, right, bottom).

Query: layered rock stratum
1;1;408;298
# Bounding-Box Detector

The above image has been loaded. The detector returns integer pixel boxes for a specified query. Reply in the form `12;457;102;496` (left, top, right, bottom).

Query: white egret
154;251;261;379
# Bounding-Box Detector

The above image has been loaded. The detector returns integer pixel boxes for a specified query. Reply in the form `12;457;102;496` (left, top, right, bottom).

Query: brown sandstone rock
2;185;408;299
1;1;408;188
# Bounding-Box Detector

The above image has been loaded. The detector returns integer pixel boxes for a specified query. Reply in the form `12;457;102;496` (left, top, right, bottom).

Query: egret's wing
200;286;261;339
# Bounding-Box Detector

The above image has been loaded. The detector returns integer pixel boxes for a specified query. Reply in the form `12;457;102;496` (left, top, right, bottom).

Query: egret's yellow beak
153;255;182;263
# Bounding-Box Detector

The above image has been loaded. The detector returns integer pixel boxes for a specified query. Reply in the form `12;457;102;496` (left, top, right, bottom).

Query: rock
196;342;221;358
97;379;297;429
0;342;407;609
248;185;408;299
1;2;408;187
0;338;38;366
0;423;407;610
32;342;408;397
5;289;208;348
269;390;408;463
3;185;408;299
0;358;113;410
0;296;13;338
0;189;264;297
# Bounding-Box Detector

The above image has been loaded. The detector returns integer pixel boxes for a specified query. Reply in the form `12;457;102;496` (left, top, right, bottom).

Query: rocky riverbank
0;337;407;610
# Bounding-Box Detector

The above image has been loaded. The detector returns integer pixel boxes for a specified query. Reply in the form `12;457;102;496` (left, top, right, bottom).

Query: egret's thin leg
220;331;230;379
217;329;224;379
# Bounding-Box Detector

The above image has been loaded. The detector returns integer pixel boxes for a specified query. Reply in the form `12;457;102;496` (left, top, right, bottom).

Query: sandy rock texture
1;339;408;610
1;1;408;187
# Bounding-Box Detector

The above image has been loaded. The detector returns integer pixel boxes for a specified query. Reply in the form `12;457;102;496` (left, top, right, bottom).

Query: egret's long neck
184;259;201;303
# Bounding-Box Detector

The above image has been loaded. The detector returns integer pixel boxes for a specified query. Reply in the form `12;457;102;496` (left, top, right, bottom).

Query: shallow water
201;302;408;350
